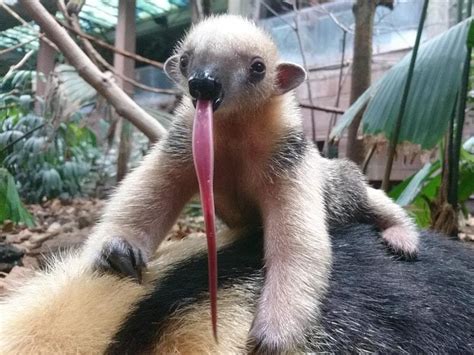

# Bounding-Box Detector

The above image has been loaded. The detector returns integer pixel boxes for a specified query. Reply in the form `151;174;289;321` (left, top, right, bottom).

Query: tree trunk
345;0;377;165
35;39;56;114
346;0;393;165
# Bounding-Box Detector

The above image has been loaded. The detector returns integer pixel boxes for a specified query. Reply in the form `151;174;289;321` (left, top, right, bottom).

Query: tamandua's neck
212;94;305;165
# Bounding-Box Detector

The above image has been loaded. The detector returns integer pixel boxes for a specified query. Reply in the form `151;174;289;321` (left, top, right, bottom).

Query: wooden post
114;0;136;182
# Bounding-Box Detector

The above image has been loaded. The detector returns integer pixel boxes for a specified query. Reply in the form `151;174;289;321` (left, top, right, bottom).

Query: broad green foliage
331;18;474;149
0;168;34;226
0;110;99;203
389;147;474;227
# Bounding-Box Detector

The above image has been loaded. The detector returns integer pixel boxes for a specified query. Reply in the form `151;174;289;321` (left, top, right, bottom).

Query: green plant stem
381;0;429;191
449;40;472;208
446;96;458;204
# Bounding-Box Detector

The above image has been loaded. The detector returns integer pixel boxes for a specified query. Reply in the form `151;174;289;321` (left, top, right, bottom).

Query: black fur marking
106;230;264;354
323;159;375;227
108;225;474;353
162;119;192;161
311;225;474;353
270;130;307;175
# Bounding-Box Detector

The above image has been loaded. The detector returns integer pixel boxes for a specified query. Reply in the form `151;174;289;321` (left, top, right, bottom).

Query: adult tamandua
0;225;472;354
78;15;419;351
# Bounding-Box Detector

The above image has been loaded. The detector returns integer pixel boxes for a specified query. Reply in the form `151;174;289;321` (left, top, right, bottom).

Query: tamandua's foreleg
366;187;418;257
80;143;197;279
248;162;332;352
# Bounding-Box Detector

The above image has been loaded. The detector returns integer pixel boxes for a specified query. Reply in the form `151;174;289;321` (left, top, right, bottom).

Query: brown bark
35;39;56;113
346;0;393;165
346;0;377;165
19;0;166;142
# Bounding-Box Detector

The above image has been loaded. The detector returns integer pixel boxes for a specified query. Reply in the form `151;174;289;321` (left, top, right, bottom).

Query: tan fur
0;229;250;354
81;146;197;264
0;256;146;354
154;287;255;354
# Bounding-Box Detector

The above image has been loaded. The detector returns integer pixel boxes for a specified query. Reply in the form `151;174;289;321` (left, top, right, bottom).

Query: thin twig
324;30;348;156
0;124;45;154
57;19;165;69
0;1;58;51
292;0;317;144
0;37;37;56
57;1;177;95
299;103;344;114
260;0;295;29
4;49;35;79
362;143;377;174
314;6;354;34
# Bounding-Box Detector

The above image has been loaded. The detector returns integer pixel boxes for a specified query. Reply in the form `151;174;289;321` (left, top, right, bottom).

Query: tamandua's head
164;15;307;115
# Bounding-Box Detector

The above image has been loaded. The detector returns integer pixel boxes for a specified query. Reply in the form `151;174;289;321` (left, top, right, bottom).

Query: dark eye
250;59;265;74
179;54;189;72
249;58;266;82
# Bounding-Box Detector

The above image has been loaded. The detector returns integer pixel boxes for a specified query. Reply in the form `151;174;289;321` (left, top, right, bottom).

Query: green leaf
467;19;474;47
0;168;35;227
458;167;474;202
331;18;474;149
330;84;376;140
395;162;439;207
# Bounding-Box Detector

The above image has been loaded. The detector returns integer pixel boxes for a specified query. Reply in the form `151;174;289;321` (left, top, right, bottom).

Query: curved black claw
94;237;146;283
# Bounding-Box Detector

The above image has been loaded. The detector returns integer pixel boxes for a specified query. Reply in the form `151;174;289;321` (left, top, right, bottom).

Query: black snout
188;73;222;101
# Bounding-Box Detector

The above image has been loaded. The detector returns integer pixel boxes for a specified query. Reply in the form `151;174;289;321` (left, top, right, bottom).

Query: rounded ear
164;55;181;84
274;62;307;95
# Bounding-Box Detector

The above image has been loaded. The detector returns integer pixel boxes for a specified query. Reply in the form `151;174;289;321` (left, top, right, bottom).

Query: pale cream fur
154;286;256;354
253;150;332;349
0;255;146;354
367;187;418;255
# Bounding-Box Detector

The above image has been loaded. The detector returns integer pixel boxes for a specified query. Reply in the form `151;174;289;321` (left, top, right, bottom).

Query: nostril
188;76;222;101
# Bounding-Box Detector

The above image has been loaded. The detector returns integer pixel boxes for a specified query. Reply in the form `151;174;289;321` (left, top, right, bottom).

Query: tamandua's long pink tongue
192;99;218;341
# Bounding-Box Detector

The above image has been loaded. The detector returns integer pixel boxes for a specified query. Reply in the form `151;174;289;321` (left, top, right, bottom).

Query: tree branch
0;37;37;57
57;1;177;95
0;1;58;51
299;103;345;114
19;0;166;142
4;49;35;79
57;19;165;70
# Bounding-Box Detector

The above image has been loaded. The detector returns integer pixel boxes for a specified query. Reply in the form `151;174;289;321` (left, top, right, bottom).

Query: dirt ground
0;198;205;296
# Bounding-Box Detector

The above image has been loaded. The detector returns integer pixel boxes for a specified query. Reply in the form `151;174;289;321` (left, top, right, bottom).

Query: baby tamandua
81;15;418;353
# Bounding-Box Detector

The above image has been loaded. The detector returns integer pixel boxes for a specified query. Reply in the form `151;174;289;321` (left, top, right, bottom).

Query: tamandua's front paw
382;225;418;259
93;236;146;283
